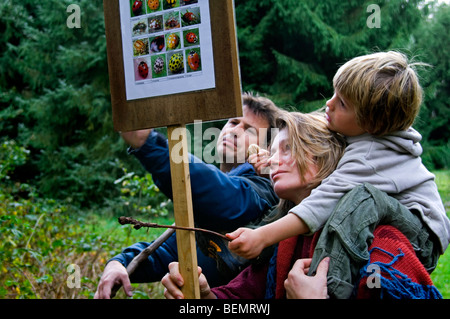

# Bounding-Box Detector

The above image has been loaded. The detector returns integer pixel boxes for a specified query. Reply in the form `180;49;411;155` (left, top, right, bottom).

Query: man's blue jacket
109;131;278;286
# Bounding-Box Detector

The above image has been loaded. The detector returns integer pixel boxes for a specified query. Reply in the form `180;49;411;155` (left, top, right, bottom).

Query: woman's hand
284;257;330;299
161;262;217;299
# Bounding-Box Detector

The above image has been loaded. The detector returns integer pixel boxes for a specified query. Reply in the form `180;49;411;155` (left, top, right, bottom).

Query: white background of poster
119;0;216;101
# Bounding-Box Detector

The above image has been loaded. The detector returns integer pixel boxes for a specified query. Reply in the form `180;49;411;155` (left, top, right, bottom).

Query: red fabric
212;225;435;299
212;262;269;299
211;235;314;299
274;236;298;299
357;225;435;298
274;233;320;299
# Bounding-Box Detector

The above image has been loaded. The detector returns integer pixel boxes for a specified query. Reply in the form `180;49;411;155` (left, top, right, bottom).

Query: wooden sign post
103;0;242;299
167;124;200;298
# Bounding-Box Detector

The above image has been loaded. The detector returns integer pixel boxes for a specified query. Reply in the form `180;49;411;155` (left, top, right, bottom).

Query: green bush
422;143;450;171
0;142;168;298
0;188;167;299
111;166;173;219
0;139;29;181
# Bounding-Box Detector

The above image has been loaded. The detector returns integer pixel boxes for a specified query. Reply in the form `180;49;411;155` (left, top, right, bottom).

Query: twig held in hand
110;227;175;298
118;216;230;241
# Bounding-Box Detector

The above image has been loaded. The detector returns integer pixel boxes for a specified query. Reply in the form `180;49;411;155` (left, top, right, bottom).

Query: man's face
216;105;270;164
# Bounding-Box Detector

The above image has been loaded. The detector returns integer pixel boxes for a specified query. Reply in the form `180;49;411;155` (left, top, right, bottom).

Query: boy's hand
227;227;266;259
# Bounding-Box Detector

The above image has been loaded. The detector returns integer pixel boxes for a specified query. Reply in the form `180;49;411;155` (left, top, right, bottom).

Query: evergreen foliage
0;0;140;206
0;0;448;208
413;4;450;169
235;0;449;168
237;0;423;105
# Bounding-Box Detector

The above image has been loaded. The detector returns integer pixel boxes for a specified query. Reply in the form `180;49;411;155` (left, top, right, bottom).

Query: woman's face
268;129;318;205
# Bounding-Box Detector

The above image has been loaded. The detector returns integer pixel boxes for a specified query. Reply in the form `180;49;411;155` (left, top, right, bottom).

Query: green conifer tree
235;0;424;107
0;0;135;206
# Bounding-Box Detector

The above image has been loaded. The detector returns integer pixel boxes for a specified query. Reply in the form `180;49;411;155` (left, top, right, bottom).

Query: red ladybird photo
181;6;200;27
130;0;146;17
134;57;152;80
164;10;181;31
185;48;201;73
183;28;200;47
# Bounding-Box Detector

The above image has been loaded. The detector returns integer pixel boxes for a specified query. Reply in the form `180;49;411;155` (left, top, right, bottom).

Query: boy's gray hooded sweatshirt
290;127;450;253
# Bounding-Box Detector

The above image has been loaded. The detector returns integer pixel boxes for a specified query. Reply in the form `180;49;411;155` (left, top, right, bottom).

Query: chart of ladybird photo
130;0;203;82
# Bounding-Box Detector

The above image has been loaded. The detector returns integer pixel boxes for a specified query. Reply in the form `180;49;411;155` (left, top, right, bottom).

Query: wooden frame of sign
103;0;242;299
103;0;242;132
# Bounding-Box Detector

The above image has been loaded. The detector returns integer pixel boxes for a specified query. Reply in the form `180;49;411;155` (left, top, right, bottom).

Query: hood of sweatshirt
347;128;423;157
378;128;423;157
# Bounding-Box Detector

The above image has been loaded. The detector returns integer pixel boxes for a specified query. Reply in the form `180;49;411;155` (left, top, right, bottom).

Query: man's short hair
242;92;281;142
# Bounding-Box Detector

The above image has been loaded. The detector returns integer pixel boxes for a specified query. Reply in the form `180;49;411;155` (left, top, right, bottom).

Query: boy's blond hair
333;51;424;136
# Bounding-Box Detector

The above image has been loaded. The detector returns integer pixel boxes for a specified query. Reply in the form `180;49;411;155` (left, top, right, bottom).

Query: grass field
430;170;450;298
0;199;169;299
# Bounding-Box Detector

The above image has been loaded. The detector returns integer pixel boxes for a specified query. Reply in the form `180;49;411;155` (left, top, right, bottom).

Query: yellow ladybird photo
165;32;180;51
163;0;179;10
167;51;184;75
181;0;198;5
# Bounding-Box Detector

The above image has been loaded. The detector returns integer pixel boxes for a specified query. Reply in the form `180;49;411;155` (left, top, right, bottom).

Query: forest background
0;0;449;299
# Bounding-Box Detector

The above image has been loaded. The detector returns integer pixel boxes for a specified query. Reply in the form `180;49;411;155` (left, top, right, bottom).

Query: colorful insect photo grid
130;0;202;82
